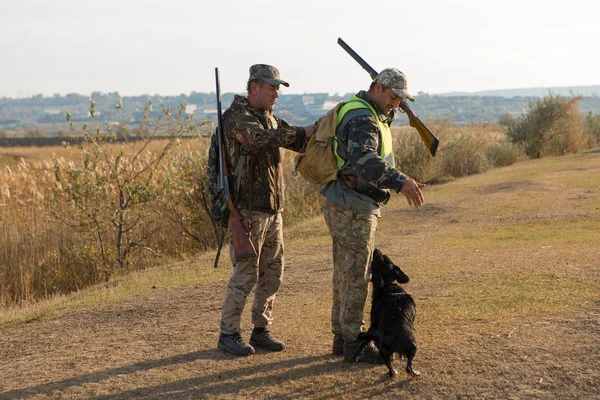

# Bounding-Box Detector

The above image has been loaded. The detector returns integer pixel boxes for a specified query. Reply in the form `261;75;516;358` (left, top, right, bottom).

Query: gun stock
398;100;439;156
228;206;258;259
214;67;257;263
337;37;440;157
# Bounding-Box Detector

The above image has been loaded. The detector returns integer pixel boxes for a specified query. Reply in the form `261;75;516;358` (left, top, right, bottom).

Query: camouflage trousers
323;198;379;342
219;209;284;335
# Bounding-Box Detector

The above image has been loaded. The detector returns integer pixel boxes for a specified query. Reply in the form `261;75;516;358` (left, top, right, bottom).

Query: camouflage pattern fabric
220;209;284;335
322;198;379;341
373;67;414;101
248;64;290;87
220;95;306;213
335;90;407;194
320;90;408;211
217;93;307;336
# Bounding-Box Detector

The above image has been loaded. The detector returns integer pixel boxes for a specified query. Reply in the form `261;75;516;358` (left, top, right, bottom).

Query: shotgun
213;67;257;267
337;38;439;157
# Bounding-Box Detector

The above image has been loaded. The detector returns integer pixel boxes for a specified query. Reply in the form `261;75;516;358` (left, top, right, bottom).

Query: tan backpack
293;102;345;185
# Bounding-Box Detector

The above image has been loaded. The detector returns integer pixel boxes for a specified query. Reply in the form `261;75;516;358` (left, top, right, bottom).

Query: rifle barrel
215;67;227;193
337;38;378;80
337;38;440;157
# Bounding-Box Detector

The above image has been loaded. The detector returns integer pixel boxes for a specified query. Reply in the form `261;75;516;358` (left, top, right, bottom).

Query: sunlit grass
435;219;599;248
422;271;594;321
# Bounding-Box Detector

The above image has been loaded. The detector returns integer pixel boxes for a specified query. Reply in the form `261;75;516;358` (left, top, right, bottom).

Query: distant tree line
2;91;600;137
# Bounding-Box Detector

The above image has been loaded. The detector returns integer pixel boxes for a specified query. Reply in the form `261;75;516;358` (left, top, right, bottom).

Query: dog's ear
382;254;392;265
371;248;384;269
372;273;385;288
373;248;382;260
394;266;410;284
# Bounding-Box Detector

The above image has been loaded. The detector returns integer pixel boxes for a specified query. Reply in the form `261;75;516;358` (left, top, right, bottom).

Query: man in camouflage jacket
217;64;318;356
320;68;425;363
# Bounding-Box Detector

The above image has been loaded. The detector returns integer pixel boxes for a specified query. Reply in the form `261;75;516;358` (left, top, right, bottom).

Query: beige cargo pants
219;209;284;335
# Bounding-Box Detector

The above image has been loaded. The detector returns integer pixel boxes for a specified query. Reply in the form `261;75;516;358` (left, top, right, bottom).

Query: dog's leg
348;334;373;362
405;343;420;377
379;346;397;377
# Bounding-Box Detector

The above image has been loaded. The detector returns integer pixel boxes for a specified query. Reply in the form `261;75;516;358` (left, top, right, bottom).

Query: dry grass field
0;150;599;399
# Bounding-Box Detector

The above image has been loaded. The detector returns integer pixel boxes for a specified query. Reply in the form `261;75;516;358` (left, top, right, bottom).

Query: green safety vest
333;96;395;169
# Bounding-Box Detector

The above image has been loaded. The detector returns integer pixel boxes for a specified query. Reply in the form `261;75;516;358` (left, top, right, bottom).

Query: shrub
157;137;220;252
485;139;522;168
442;133;491;178
504;94;583;158
583;112;600;148
393;127;444;184
50;99;206;280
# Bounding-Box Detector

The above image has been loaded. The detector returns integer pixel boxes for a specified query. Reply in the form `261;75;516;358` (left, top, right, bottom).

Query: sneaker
218;333;255;356
249;328;285;351
332;334;344;356
344;340;383;364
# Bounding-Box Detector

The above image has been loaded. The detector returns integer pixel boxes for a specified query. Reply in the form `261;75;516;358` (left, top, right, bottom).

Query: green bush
442;133;491;178
503;94;583;158
485;139;522;168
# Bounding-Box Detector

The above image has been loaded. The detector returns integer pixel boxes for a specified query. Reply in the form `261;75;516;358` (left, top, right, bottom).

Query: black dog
350;248;420;377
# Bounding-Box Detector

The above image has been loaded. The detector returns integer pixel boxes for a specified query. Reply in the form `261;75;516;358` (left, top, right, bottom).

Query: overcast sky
1;0;598;98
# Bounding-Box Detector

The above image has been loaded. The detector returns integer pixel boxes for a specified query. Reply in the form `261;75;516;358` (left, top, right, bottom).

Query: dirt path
1;152;599;399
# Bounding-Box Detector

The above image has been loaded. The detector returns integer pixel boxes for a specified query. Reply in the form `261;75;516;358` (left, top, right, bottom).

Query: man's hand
304;116;325;139
400;178;425;207
304;123;317;138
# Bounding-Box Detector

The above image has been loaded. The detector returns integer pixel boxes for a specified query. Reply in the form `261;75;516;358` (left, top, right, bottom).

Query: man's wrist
394;175;408;193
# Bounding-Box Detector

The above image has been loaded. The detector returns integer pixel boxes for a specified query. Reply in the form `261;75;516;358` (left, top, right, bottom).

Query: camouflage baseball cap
248;64;289;87
374;68;414;102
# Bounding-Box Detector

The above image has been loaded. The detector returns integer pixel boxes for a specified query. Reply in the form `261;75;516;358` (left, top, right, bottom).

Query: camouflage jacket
320;91;408;213
221;95;307;213
336;90;407;191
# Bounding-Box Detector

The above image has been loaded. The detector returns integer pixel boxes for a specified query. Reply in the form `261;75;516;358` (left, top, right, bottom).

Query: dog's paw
406;367;421;377
388;368;398;377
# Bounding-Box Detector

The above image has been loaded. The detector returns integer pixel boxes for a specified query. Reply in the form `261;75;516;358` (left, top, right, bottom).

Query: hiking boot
344;340;383;364
332;334;345;356
249;327;285;351
218;332;255;356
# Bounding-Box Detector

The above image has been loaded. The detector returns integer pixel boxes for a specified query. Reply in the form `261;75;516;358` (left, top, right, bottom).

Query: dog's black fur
351;248;420;377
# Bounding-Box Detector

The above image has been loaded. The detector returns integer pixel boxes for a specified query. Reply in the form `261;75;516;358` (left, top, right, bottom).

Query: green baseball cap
248;64;290;87
374;68;414;102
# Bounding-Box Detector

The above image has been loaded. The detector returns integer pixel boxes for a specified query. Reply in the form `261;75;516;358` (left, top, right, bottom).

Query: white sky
1;0;598;98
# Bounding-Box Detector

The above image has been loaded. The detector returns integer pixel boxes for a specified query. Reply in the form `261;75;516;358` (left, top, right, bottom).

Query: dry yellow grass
0;124;532;308
0;139;210;307
0;149;598;399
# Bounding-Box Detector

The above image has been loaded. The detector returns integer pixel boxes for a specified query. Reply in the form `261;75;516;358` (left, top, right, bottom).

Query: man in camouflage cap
216;64;320;356
320;67;425;363
374;67;414;102
248;64;290;88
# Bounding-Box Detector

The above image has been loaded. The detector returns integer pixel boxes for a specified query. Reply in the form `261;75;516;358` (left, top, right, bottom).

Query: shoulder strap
233;148;246;199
